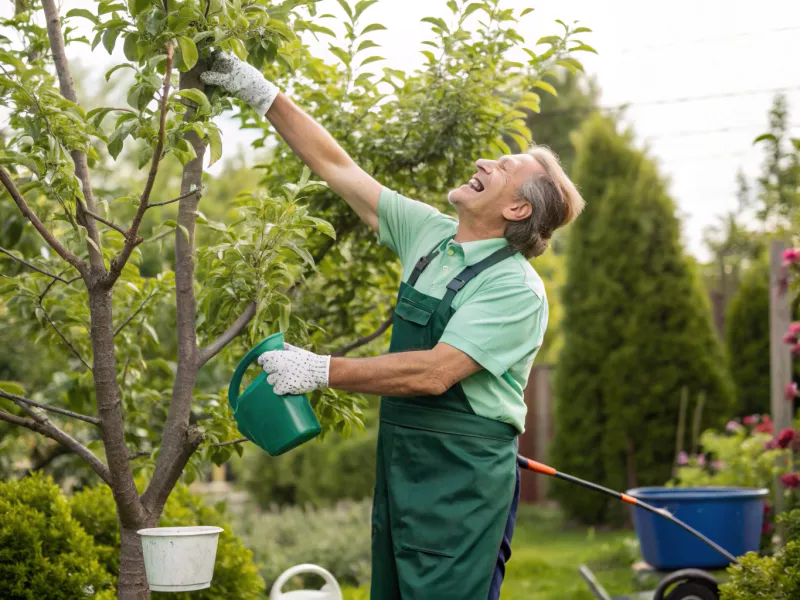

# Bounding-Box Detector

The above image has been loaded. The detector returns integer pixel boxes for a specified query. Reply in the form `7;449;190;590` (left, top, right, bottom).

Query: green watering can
228;333;321;456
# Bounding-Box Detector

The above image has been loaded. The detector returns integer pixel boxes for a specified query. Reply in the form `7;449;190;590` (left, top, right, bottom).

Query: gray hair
504;146;586;258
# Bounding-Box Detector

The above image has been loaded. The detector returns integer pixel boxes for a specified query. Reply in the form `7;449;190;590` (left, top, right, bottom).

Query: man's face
449;154;544;226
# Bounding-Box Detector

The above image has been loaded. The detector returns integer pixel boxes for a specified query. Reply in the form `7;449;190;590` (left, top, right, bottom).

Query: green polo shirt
378;187;548;433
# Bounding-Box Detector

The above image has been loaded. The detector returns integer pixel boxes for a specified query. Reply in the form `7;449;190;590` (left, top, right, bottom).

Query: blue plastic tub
626;486;768;570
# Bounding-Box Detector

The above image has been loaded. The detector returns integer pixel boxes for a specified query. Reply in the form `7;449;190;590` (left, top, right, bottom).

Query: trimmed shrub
0;474;114;599
70;482;265;600
551;114;734;524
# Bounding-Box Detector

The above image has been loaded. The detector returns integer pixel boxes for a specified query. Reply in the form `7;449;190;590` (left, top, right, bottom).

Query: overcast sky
3;0;800;260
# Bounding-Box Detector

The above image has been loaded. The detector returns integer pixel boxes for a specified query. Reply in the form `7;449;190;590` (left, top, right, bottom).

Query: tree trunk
119;525;151;600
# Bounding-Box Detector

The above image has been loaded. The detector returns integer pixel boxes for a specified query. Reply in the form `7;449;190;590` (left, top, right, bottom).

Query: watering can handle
227;333;284;410
269;564;342;600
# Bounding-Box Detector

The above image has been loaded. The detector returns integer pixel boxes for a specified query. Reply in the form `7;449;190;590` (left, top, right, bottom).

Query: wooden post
770;240;793;545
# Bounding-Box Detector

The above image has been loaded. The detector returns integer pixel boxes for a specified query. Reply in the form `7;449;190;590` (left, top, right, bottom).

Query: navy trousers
487;463;521;600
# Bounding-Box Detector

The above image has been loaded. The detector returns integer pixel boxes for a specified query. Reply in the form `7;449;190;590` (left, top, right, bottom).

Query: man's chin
448;188;466;205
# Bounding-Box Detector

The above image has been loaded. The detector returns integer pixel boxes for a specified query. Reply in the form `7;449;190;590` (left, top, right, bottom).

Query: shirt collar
443;235;509;266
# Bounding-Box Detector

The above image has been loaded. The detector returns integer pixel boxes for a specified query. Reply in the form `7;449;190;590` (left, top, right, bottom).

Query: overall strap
437;245;517;315
407;235;455;287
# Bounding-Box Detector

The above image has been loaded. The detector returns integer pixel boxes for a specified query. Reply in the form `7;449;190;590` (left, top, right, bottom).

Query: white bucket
137;526;224;592
269;564;343;600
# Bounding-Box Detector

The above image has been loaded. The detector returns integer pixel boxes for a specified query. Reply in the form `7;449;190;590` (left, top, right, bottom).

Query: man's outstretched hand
258;343;331;396
200;51;279;116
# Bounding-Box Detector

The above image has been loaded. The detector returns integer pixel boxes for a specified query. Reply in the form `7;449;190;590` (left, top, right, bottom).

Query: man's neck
453;219;504;244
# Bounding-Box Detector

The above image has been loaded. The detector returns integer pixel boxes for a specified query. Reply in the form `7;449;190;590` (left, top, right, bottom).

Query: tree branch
84;208;128;237
0;389;99;425
0;167;86;274
149;186;204;207
0;407;110;484
0;247;77;282
332;312;394;357
197;302;256;367
40;304;92;370
144;62;208;515
107;46;174;286
41;0;104;270
115;288;157;337
209;437;248;447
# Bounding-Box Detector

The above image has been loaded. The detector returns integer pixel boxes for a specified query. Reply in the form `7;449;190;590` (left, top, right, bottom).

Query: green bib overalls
370;237;519;600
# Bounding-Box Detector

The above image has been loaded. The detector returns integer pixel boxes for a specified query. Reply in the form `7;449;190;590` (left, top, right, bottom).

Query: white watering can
269;564;343;600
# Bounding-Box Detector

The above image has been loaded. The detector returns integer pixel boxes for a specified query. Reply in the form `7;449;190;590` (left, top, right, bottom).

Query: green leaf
537;35;561;46
162;219;178;228
754;133;778;144
328;44;351;66
463;2;484;18
360;23;387;35
353;0;378;19
533;80;558;96
0;381;25;396
573;26;593;33
556;57;584;73
105;63;134;82
177;36;198;71
356;40;380;52
334;0;353;20
129;0;152;17
228;37;247;61
447;0;458;12
103;28;122;55
99;2;127;14
420;50;436;63
207;126;222;167
143;322;159;345
65;9;99;24
520;7;534;16
107;122;134;159
123;33;140;61
359;55;384;67
175;89;211;115
421;17;449;33
571;43;598;54
178;225;190;243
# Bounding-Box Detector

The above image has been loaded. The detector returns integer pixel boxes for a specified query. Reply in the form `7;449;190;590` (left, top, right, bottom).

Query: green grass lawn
342;505;643;599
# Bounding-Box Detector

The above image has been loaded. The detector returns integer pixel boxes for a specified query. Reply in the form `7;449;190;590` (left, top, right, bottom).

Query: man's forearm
266;93;351;180
265;93;380;230
329;351;452;397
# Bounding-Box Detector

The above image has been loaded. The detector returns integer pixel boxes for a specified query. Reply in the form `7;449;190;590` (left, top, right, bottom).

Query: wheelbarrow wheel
653;569;720;600
663;581;719;600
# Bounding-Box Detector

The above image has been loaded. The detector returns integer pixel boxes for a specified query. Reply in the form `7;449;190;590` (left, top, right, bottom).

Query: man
201;52;585;599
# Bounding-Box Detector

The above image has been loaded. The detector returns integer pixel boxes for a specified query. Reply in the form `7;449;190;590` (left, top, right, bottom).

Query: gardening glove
257;343;330;396
199;51;279;116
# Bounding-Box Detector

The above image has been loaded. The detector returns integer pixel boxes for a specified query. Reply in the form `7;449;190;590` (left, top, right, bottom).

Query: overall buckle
446;278;466;292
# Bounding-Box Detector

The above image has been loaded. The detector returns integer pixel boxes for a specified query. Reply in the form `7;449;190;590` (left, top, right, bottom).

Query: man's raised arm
201;53;381;231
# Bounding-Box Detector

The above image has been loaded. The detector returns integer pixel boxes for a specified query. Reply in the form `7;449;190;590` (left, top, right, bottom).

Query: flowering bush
671;416;792;548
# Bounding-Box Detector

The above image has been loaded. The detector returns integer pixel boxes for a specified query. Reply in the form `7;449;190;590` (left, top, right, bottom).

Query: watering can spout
228;333;321;456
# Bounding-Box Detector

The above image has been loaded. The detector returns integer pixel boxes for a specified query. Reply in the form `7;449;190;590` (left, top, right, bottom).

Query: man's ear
502;200;532;222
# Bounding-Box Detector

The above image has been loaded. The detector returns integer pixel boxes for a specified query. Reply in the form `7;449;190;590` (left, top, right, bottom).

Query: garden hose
516;454;740;565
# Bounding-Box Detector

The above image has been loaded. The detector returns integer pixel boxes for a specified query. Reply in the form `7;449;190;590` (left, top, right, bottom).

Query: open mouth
468;177;484;192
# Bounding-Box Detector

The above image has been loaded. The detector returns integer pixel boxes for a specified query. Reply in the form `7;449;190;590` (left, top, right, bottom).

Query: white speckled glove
257;343;330;396
199;51;279;116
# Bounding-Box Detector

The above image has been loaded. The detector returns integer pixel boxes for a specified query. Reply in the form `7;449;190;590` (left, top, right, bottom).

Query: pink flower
755;415;774;435
780;473;800;489
792;343;800;356
777;428;797;449
782;248;800;266
762;520;774;535
790;323;800;337
787;383;799;401
765;438;779;450
764;503;771;516
697;454;707;466
743;415;760;426
726;420;743;432
677;451;689;465
711;460;725;470
785;332;798;345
